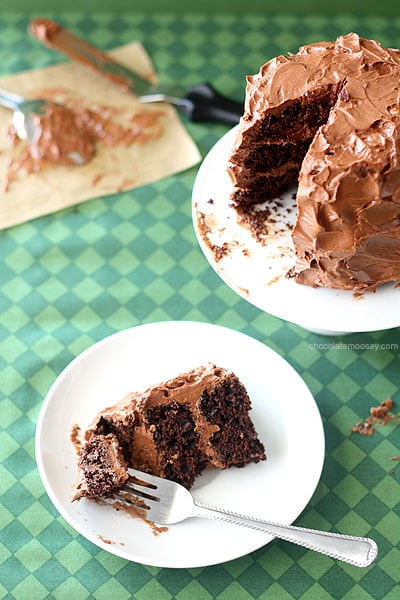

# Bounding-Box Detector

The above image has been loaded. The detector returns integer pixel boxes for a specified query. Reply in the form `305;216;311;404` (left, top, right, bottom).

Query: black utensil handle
184;83;244;124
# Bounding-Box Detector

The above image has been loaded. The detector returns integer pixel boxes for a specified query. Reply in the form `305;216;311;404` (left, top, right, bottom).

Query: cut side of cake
72;364;266;499
229;84;340;208
228;33;400;292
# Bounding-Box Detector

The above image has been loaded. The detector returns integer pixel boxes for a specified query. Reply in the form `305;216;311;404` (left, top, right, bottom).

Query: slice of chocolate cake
72;364;266;499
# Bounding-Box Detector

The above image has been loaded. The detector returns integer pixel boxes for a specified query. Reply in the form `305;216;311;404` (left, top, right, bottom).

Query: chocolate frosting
230;33;400;292
32;102;95;166
90;364;225;473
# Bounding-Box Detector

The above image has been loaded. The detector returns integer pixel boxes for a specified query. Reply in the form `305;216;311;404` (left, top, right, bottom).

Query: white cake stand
192;127;400;336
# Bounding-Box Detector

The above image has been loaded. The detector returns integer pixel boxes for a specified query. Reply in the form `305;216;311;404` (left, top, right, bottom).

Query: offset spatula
29;18;244;125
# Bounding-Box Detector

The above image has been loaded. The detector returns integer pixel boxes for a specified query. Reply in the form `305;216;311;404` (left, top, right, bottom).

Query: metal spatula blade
29;18;244;125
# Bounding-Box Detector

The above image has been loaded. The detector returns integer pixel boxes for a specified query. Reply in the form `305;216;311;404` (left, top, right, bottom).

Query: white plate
192;127;400;335
36;321;324;568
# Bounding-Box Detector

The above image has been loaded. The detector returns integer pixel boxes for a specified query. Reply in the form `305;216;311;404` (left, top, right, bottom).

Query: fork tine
100;468;190;525
124;479;160;503
127;467;164;488
102;479;160;513
101;490;149;512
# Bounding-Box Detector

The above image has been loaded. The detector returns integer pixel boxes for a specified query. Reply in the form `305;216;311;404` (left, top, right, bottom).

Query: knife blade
29;18;244;125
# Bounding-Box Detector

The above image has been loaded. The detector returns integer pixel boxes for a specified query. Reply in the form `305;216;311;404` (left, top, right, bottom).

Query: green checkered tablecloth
1;10;400;600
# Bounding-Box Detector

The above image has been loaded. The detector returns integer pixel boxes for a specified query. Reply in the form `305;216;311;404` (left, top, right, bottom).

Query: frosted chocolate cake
228;33;400;292
72;364;266;499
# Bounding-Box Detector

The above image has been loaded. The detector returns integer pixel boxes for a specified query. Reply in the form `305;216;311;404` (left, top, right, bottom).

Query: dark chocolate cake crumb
351;398;400;436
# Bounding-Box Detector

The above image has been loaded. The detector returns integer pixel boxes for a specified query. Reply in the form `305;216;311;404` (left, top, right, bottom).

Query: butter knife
29;18;244;125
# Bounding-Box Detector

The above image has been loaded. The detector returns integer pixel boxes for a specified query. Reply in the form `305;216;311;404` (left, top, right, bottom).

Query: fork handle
193;501;377;568
0;87;24;110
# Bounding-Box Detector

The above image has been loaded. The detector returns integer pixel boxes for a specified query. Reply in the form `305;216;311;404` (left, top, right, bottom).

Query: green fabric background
0;1;399;15
0;7;399;600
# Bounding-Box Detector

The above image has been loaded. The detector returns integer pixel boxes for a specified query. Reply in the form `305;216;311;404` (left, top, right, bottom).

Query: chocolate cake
72;364;266;499
228;33;400;292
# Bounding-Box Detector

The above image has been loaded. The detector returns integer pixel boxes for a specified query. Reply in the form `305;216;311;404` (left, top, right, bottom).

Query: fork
103;468;378;568
0;87;49;144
